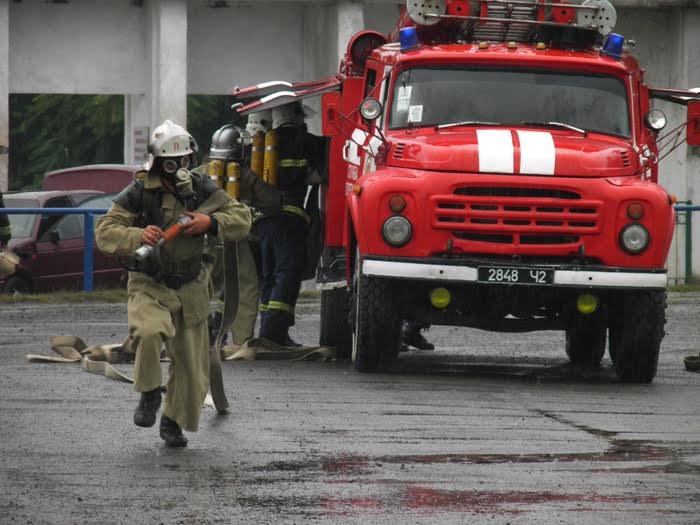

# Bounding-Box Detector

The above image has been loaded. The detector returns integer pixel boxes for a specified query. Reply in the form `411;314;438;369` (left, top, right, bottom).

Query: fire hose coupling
133;215;193;262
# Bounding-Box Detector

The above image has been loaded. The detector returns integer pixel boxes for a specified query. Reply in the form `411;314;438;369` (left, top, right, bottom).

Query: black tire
351;250;400;372
319;287;352;358
609;291;666;383
565;310;607;366
3;275;32;294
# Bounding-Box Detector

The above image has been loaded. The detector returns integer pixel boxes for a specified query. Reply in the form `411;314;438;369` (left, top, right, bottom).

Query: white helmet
149;120;197;157
145;120;198;170
246;110;272;136
272;103;304;129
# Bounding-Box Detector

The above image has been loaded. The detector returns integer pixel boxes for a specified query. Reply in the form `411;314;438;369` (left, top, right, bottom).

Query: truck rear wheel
609;291;666;383
319;287;352;358
351;251;399;372
565;310;607;366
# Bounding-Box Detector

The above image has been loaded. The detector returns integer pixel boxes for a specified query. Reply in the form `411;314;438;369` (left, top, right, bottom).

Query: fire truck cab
233;0;700;383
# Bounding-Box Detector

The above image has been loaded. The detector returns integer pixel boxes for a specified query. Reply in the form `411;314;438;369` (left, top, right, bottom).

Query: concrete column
676;9;700;277
149;0;188;130
0;0;8;192
124;94;151;166
337;1;365;66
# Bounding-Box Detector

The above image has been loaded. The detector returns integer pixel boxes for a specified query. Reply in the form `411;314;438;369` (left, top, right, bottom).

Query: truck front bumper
362;257;667;290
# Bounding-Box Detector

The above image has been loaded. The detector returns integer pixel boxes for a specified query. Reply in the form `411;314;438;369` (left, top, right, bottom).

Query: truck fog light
576;294;598;315
382;216;412;247
620;223;649;254
430;287;451;309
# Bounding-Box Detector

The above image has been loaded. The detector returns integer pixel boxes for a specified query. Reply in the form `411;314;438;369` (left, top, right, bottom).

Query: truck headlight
382;216;412;247
619;223;649;254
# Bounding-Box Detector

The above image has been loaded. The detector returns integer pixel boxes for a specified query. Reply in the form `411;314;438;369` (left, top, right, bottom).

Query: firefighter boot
160;415;188;447
133;388;162;428
410;329;435;351
400;321;435;352
281;332;302;348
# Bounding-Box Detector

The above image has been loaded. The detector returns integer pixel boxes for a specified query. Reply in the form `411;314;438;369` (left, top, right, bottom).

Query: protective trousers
128;290;209;432
230;239;261;345
257;214;306;344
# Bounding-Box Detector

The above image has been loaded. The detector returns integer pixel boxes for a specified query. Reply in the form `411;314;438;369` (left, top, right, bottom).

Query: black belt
158;272;199;290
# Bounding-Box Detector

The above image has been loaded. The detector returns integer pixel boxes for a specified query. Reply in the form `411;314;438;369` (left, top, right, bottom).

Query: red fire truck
232;0;700;382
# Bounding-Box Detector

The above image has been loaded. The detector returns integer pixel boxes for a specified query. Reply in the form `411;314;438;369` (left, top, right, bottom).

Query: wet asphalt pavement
1;292;699;524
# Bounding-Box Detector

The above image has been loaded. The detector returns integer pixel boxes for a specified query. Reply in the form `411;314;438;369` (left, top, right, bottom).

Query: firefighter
257;102;320;346
95;120;251;447
0;189;10;249
197;123;283;346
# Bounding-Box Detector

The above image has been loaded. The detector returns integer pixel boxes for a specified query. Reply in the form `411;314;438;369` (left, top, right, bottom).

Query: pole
83;212;95;292
686;201;693;284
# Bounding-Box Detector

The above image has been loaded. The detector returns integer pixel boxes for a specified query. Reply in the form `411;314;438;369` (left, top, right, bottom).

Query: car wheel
3;275;33;295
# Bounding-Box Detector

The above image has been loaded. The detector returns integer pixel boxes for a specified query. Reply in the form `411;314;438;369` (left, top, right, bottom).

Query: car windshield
78;194;114;209
388;67;631;137
4;198;37;239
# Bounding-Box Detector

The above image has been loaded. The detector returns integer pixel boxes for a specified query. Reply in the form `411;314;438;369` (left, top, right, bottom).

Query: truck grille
432;187;602;246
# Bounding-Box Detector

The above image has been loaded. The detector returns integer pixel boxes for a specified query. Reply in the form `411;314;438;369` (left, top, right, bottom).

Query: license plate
477;266;554;285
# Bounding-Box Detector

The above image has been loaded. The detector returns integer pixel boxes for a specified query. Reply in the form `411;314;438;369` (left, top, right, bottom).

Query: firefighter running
95;120;251;447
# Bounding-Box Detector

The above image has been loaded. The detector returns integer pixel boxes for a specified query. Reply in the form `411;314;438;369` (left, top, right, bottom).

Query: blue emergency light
400;27;419;52
602;33;625;59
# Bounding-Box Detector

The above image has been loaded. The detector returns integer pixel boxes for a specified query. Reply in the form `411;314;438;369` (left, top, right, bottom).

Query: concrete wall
9;0;148;94
617;8;700;280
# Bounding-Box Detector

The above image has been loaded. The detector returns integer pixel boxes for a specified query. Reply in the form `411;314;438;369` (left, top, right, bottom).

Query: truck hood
384;128;637;177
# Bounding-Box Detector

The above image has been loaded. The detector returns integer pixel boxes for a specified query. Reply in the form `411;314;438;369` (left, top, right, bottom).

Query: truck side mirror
687;101;700;146
322;92;342;137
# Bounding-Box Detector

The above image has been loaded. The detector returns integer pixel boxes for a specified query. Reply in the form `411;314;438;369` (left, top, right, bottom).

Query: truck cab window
389;67;631;137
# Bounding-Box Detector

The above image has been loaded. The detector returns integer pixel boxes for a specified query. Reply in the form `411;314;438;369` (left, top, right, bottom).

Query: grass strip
2;284;696;306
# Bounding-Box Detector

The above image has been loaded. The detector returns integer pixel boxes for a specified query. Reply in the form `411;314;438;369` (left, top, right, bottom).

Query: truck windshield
389;67;631;137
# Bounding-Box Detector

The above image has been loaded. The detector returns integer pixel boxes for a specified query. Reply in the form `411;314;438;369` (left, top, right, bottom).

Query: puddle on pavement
315;484;666;519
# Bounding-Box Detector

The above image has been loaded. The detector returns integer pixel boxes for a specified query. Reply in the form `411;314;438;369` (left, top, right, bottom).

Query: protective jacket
276;124;324;222
192;164;283;218
0;191;10;245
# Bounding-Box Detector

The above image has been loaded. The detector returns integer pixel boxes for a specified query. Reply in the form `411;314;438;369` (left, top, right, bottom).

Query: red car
2;190;125;293
42;164;138;193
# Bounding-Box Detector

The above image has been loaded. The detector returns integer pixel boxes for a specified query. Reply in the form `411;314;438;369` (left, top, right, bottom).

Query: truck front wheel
609;291;666;383
351;251;399;372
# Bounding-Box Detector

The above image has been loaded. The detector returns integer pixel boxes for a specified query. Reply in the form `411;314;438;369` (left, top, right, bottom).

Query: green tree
187;94;242;162
9;94;124;190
